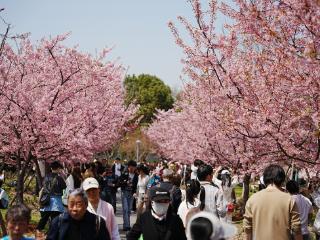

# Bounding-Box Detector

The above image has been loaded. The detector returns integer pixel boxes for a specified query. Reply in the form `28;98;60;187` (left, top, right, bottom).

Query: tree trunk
241;173;251;214
15;154;31;204
15;157;25;204
33;159;44;191
0;210;6;237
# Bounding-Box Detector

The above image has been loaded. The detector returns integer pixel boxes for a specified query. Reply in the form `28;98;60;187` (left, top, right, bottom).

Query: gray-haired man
46;188;110;240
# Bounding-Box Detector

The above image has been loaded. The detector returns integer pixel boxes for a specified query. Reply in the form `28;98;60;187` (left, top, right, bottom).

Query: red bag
227;203;234;213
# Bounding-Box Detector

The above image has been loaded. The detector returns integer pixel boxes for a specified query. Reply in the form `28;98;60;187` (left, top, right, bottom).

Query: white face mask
151;201;169;217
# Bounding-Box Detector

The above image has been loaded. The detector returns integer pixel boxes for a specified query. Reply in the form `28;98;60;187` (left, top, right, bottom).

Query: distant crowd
0;158;319;240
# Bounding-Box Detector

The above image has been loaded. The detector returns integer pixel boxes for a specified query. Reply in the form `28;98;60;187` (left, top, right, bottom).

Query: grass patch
0;172;41;236
234;185;242;198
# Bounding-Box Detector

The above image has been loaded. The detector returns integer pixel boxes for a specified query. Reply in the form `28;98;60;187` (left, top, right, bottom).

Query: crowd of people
0;158;320;240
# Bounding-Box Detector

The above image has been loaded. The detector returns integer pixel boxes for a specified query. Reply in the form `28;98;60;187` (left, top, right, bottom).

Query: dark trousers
121;190;134;229
110;190;117;213
302;234;310;240
132;198;137;211
37;211;60;230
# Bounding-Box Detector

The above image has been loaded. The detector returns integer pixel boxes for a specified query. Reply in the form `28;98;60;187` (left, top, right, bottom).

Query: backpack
39;175;57;207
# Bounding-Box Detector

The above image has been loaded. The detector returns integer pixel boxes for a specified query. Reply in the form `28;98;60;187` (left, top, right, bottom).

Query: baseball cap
82;177;99;191
149;187;170;201
187;211;237;240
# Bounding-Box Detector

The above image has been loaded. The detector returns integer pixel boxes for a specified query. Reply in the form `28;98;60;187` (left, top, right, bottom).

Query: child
1;204;34;240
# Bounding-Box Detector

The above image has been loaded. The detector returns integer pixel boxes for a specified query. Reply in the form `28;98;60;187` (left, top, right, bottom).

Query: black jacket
46;211;110;240
126;209;187;240
118;171;138;194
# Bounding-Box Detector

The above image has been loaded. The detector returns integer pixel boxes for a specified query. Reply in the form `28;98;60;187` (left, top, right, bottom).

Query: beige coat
243;186;301;240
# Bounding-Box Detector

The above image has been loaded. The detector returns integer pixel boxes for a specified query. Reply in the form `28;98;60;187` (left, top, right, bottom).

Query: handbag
39;175;57;207
39;187;51;207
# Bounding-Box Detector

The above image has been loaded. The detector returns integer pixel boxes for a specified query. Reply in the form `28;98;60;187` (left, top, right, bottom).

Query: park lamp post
136;139;141;163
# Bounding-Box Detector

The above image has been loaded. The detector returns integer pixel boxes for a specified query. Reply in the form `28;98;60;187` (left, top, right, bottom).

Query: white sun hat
187;211;237;240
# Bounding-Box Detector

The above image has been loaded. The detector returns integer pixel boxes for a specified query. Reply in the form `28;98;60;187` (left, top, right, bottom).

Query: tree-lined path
0;0;319;239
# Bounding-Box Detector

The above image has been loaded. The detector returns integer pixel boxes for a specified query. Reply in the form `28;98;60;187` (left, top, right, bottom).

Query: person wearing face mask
126;187;187;240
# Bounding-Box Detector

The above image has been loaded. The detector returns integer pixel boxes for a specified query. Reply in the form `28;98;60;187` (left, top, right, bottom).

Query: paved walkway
114;190;137;240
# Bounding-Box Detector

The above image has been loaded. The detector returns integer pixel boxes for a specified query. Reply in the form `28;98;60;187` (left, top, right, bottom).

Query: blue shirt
147;175;161;189
40;195;64;212
1;235;34;240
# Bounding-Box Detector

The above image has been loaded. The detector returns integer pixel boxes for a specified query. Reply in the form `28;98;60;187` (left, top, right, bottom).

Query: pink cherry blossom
147;0;320;174
0;34;135;202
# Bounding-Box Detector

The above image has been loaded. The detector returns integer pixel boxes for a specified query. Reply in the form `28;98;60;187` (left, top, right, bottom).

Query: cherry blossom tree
147;0;320;175
0;34;134;203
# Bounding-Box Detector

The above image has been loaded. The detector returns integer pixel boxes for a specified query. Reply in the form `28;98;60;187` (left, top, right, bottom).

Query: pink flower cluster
0;34;134;164
147;0;320;173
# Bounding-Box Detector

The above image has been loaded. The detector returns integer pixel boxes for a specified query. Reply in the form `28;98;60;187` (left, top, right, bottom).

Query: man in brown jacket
243;164;303;240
